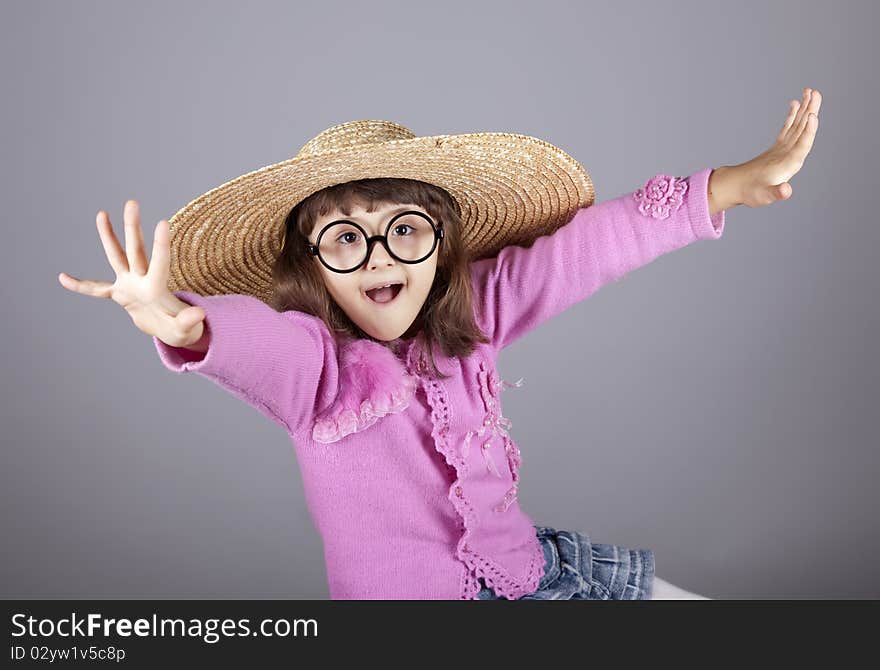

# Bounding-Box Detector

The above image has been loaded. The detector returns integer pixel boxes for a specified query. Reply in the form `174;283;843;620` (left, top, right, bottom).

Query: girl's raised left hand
731;87;822;208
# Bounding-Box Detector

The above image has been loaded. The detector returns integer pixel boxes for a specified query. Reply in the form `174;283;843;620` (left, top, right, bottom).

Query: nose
365;238;395;269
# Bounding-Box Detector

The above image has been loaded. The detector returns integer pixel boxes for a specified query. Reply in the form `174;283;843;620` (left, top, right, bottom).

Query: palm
739;87;822;208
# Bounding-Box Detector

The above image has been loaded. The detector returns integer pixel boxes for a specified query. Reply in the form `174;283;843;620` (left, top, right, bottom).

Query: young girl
59;88;821;600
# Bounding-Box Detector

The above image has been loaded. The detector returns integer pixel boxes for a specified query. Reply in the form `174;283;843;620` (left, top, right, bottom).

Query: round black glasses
306;210;444;274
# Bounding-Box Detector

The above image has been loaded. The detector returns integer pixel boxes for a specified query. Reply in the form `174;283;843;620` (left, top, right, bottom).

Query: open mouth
364;282;404;305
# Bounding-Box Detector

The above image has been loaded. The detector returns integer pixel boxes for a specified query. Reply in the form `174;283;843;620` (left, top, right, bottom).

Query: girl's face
308;201;439;342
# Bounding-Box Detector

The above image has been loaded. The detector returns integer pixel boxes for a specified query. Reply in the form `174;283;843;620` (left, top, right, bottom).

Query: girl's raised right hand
58;200;208;349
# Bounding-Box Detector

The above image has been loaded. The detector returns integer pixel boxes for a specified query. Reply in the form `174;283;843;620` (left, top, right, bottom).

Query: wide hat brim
164;120;595;303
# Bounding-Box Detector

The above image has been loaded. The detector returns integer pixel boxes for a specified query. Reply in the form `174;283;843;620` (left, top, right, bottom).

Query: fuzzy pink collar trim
312;337;419;444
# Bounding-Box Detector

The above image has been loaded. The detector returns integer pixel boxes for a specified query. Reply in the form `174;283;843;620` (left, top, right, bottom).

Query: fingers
147;219;171;290
792;90;813;139
783;87;822;146
808;88;822;115
58;272;113;298
780;89;809;144
124;200;150;275
780;99;799;140
791;89;812;138
785;88;821;166
96;210;129;275
791;110;819;165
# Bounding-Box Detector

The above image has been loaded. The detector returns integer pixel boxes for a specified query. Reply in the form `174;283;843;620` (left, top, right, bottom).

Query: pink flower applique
632;174;688;220
312;338;418;444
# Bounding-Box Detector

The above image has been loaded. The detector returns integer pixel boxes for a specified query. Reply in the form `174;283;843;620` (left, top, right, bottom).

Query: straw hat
164;119;595;304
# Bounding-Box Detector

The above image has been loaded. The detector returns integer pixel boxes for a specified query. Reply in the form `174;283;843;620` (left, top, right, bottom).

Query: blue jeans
477;525;655;600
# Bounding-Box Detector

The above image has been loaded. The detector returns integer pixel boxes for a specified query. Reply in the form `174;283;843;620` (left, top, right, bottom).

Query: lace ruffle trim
464;543;546;600
411;343;542;600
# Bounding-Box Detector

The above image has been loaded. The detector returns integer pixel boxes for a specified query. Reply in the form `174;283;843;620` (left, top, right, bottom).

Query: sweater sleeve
469;167;726;351
152;291;340;434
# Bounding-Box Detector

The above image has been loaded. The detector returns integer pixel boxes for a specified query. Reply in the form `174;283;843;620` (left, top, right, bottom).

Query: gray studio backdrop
2;0;877;599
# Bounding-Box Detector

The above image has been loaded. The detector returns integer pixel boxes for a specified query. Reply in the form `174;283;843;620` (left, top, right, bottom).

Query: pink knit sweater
153;167;725;599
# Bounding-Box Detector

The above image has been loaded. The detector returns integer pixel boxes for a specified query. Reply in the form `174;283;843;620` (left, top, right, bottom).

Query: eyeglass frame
305;210;444;274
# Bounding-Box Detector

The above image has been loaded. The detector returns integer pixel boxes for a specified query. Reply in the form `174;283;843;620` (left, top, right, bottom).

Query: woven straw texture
165;119;595;304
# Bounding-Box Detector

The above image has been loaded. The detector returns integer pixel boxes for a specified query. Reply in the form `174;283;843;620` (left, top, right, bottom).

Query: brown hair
269;178;490;379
